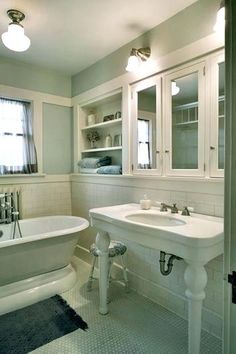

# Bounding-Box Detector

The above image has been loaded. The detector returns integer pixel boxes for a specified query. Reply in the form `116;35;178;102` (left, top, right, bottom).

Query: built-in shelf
82;146;122;153
81;118;122;130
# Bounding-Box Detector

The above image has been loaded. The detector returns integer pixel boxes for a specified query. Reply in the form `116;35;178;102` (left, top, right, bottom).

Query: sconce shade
1;9;31;52
126;55;140;72
126;47;151;72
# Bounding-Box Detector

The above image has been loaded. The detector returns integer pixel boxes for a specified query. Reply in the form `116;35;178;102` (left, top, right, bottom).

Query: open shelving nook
78;89;123;174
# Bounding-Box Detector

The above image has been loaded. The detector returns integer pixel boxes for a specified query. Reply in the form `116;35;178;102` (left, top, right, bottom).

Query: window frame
0;96;38;175
0;91;42;175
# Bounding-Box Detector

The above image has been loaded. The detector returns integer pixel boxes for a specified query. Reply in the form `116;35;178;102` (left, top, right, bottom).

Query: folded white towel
79;168;99;174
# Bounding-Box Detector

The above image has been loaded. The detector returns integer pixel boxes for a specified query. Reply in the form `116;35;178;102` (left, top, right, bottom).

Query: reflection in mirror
172;72;198;169
137;86;156;169
218;62;225;169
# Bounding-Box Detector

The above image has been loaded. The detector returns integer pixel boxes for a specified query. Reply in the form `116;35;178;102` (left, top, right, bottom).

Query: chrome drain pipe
159;251;182;276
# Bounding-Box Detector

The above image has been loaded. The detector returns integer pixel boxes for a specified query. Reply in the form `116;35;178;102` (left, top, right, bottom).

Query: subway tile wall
0;181;71;218
71;177;224;339
21;182;72;218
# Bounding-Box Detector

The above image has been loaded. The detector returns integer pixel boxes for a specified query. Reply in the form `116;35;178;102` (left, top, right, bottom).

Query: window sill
0;174;70;184
0;173;46;178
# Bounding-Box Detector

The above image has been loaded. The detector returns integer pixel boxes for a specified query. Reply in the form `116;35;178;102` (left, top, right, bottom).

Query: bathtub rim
0;215;89;248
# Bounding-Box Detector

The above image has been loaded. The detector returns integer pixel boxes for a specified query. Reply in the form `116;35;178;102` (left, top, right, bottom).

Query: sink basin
125;213;186;227
89;203;223;252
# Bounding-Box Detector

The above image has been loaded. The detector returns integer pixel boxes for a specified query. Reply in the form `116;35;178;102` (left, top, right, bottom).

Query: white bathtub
0;215;89;314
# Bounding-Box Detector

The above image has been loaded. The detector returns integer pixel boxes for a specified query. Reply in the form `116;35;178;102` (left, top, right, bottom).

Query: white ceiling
0;0;197;75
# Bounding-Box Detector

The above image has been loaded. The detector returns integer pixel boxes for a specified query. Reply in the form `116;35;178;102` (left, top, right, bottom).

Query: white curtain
0;98;38;174
138;119;151;168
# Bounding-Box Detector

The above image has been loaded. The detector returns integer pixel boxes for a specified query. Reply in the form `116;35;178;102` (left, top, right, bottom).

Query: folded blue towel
97;165;122;175
78;156;111;169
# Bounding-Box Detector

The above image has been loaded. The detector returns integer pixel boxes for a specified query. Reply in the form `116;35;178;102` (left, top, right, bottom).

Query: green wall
72;0;220;96
0;57;71;97
43;103;73;174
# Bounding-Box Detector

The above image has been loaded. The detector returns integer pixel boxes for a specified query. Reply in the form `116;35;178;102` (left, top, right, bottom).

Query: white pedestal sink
89;203;223;354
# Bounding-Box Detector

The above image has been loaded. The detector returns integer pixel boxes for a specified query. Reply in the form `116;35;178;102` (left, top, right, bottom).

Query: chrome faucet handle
171;203;178;213
160;203;168;212
182;206;190;216
181;206;194;216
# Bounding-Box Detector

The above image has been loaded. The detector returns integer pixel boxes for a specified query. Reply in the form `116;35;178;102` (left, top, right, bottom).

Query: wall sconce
214;0;225;33
171;81;180;96
1;9;31;52
126;47;151;72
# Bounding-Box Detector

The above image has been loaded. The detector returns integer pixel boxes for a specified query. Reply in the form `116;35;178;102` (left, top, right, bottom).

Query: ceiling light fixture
171;81;180;96
1;9;31;52
126;47;151;72
213;0;225;33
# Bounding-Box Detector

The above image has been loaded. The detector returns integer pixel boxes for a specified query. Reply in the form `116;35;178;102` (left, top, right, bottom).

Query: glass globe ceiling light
1;9;31;52
126;47;151;72
213;0;225;33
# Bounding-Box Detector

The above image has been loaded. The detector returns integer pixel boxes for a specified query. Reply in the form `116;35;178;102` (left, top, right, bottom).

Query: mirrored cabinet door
131;77;162;175
218;61;225;170
209;53;225;177
164;63;205;176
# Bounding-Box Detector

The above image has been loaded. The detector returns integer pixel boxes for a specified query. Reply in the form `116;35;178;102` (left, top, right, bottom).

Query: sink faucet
160;203;178;214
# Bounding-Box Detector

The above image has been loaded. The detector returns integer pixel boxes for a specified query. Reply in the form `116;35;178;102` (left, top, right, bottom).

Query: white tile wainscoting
0;175;72;218
71;174;224;339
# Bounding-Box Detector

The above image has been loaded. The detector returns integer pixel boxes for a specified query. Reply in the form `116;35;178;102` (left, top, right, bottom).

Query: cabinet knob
156;150;160;154
165;150;169;153
210;146;216;150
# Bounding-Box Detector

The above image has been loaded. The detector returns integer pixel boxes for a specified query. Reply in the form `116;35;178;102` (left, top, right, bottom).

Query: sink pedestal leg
95;231;110;315
184;262;207;354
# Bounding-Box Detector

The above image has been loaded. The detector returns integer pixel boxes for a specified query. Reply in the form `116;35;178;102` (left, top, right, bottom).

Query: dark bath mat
0;295;88;354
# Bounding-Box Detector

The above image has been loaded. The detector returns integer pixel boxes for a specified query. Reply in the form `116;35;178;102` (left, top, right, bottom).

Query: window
0;98;38;174
138;119;151;168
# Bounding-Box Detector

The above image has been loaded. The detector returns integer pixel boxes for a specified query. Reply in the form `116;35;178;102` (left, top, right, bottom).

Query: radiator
0;188;21;223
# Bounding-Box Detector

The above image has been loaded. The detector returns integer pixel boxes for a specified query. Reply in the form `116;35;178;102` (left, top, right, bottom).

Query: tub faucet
160;203;178;214
0;201;12;224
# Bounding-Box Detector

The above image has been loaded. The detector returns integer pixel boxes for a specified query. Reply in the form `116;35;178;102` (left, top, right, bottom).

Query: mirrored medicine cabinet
131;51;224;178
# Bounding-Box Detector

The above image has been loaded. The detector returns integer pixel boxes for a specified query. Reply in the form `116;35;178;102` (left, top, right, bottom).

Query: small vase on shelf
105;134;112;148
90;141;96;149
87;130;100;149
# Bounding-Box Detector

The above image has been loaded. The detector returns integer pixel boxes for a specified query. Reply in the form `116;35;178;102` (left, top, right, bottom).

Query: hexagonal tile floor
31;258;222;354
